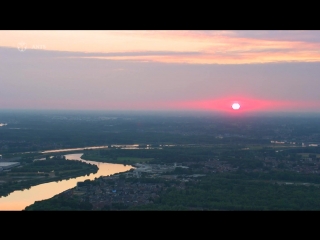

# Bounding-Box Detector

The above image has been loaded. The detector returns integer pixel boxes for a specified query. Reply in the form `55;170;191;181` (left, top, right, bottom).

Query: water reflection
41;146;110;153
0;153;133;211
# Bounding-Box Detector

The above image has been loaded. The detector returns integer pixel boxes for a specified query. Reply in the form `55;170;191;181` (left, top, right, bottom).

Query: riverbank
0;153;133;210
0;159;98;198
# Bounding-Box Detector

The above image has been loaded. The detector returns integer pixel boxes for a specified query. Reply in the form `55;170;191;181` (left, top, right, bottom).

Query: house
0;162;20;170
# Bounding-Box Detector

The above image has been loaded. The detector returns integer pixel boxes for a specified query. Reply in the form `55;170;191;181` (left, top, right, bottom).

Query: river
0;153;133;211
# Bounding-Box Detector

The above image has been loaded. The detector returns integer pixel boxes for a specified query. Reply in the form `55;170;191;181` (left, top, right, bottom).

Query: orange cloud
2;31;320;64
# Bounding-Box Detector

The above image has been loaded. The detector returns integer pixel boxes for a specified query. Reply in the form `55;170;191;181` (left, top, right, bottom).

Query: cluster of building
0;162;20;172
271;140;319;147
241;154;320;174
59;163;201;210
72;177;168;210
126;163;187;177
263;156;320;174
183;159;238;174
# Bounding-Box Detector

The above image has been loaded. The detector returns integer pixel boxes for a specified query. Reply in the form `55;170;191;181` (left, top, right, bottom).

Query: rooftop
0;162;20;167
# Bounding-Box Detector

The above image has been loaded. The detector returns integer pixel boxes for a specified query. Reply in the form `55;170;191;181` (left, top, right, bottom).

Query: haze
1;30;320;112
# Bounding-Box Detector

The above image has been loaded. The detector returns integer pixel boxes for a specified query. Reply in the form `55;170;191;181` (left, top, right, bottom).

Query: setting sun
232;103;240;110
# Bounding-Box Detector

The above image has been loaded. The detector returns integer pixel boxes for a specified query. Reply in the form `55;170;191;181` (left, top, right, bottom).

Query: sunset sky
1;30;320;112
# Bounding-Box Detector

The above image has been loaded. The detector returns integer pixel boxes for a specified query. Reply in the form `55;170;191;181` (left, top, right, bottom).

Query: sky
1;30;320;113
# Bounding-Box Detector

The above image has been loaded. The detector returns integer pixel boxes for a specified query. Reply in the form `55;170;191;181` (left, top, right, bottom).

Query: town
2;111;320;210
40;149;320;210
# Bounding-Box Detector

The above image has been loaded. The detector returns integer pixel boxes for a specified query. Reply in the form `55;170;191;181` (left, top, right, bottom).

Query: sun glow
232;103;240;110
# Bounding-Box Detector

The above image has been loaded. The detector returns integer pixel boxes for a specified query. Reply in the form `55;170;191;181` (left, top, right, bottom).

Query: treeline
88;146;277;169
84;147;220;164
11;159;96;173
130;172;320;210
0;159;98;198
24;195;92;211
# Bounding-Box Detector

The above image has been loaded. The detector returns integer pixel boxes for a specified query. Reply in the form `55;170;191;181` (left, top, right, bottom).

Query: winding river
0;153;133;211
